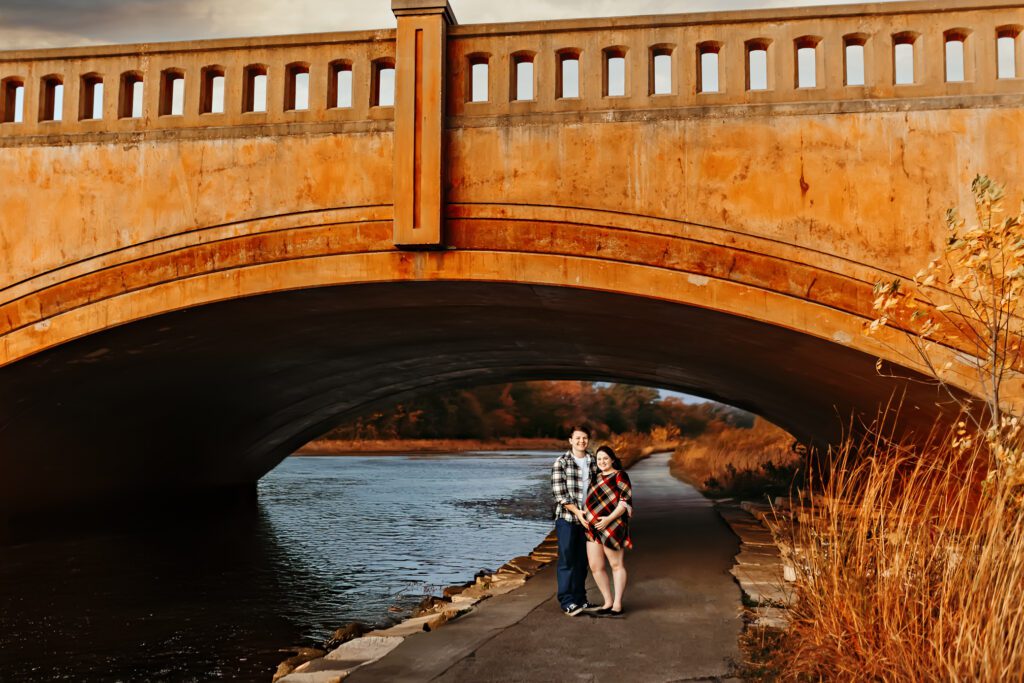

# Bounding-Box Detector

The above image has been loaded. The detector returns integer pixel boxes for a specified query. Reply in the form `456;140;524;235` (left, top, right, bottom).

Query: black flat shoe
596;607;614;615
608;607;625;617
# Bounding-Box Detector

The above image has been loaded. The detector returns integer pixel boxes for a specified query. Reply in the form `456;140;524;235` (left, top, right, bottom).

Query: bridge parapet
0;30;397;142
447;1;1024;121
0;0;1021;143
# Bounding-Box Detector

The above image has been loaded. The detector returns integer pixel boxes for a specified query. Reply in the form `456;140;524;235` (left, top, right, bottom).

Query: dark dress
584;470;633;550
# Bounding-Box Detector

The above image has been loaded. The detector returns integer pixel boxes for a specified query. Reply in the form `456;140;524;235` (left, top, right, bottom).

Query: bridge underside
0;281;944;519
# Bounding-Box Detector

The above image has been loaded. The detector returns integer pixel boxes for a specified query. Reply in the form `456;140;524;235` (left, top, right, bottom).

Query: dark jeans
555;518;588;608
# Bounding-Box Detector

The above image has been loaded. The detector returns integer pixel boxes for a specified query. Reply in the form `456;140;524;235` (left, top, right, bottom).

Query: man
551;424;601;615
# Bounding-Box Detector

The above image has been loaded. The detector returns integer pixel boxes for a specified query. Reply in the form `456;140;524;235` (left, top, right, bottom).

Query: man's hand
574;510;589;526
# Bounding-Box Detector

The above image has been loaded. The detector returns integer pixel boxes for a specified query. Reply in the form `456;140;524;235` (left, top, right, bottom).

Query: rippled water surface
0;453;555;682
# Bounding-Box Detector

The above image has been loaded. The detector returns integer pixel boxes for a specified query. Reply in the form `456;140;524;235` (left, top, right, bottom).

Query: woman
583;445;633;616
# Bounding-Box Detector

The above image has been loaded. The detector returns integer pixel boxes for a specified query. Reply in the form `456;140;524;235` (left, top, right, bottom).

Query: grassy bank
297;429;679;464
668;418;801;498
609;426;681;469
295;437;563;455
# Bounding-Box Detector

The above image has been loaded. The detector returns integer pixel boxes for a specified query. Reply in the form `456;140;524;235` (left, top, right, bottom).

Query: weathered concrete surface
345;454;743;683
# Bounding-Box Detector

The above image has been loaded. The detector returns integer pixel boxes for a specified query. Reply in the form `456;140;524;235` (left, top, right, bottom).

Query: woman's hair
595;445;623;470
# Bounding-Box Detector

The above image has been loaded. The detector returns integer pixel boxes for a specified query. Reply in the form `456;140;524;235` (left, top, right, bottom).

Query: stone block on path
277;671;346;683
735;549;781;567
366;615;436;637
741;581;794;606
731;564;785;585
753;606;791;629
322;634;405;666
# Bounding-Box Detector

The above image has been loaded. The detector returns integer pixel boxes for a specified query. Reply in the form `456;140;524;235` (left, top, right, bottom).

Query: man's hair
567;424;592;438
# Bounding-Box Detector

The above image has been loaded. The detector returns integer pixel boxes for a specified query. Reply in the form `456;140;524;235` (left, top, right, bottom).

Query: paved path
347;454;743;683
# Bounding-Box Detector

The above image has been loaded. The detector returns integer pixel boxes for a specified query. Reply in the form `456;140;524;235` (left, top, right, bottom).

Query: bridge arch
0;205;948;518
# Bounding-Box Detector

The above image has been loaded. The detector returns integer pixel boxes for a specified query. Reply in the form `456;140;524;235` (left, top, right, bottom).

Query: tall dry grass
609;425;681;468
777;428;1024;681
670;417;800;497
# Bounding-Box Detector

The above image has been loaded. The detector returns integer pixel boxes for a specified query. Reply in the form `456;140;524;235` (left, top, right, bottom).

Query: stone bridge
1;0;1022;518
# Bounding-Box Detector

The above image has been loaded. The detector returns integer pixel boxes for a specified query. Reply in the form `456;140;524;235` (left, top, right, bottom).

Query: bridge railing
445;2;1024;120
0;1;1021;140
0;30;397;139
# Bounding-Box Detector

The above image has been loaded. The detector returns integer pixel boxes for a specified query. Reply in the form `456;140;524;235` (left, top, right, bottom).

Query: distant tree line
323;381;754;441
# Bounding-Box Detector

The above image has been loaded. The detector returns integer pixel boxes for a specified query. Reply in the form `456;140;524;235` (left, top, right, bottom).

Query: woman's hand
595;516;611;531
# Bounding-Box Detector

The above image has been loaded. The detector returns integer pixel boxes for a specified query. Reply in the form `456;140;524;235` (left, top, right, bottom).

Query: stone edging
275;531;559;683
713;499;796;631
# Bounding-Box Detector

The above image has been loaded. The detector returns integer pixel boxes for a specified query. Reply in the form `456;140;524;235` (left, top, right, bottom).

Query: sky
1;0;910;50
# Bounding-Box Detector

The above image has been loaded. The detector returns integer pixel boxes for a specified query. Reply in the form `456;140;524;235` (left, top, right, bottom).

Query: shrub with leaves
866;175;1024;489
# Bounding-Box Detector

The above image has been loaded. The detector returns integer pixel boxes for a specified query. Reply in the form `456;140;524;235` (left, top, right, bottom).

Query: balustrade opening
894;33;918;85
329;61;353;108
160;69;185;116
243;65;268;113
1;78;24;123
557;50;581;99
795;37;821;88
697;42;720;93
844;35;867;86
286;63;310;111
945;30;968;82
604;47;626;97
200;66;225;114
119;72;143;118
40;76;63;121
650;47;673;95
746;39;771;91
511;52;535;101
997;27;1020;79
372;59;395;107
80;74;103;120
468;54;489;102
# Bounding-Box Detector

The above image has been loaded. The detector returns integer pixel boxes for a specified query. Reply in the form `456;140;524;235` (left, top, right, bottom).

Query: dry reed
777;427;1024;681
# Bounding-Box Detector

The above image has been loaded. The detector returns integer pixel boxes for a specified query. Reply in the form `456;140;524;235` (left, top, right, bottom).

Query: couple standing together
550;425;633;617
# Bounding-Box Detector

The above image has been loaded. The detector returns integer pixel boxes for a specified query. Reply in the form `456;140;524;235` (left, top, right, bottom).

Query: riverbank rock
499;555;544;575
443;583;470;598
411;595;449;617
323;622;369;650
273;647;326;682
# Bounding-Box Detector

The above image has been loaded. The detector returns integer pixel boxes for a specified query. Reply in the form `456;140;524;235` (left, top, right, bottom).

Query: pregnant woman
584;445;633;616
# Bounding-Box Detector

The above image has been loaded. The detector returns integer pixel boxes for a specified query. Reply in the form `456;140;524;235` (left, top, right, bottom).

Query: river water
0;452;557;682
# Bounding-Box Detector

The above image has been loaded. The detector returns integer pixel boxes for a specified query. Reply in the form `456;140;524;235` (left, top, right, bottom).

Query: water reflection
0;453;554;681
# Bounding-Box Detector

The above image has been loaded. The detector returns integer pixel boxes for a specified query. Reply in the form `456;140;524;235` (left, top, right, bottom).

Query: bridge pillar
391;0;457;249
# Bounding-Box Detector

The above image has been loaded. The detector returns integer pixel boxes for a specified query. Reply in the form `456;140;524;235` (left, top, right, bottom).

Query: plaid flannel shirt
551;450;599;524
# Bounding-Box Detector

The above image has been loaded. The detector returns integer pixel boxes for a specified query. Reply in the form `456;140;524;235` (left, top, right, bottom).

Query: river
0;452;557;682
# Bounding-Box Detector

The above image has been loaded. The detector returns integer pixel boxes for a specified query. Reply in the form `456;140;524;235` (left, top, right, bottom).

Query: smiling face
569;430;589;455
596;451;615;472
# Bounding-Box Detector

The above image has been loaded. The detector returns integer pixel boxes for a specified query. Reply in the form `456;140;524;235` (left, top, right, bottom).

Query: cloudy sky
2;0;907;49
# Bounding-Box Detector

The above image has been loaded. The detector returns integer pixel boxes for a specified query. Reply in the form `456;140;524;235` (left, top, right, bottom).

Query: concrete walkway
346;454;743;683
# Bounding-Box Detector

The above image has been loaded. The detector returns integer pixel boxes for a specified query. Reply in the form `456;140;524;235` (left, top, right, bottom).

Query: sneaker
562;603;584;616
579;602;603;613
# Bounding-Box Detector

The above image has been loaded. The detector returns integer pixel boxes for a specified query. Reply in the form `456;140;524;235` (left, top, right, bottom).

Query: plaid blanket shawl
584;470;633;550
